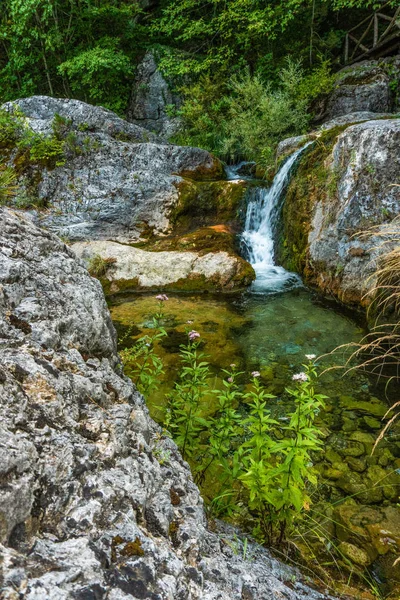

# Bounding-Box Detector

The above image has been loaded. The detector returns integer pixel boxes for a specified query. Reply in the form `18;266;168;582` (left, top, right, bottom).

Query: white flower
292;372;308;382
305;354;316;360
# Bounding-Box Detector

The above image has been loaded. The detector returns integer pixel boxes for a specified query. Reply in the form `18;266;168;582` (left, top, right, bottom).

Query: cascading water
227;145;310;293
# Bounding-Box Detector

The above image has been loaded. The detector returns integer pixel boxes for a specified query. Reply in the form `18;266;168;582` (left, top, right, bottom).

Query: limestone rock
282;117;400;308
127;51;181;138
2;96;224;243
73;240;255;293
318;60;397;122
309;118;400;306
337;542;372;568
4;95;160;143
276;112;392;162
0;208;332;600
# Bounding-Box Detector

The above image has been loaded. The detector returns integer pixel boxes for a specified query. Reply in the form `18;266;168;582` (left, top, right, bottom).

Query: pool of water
110;288;400;593
110;288;373;421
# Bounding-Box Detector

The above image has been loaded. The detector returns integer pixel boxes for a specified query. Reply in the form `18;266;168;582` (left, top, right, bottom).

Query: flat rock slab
72;240;255;293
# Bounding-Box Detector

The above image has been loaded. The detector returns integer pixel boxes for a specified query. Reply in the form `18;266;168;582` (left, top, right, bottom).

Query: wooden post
374;13;379;47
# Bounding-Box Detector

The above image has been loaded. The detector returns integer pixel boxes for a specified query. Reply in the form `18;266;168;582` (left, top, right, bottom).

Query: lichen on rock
0;207;331;599
279;117;400;308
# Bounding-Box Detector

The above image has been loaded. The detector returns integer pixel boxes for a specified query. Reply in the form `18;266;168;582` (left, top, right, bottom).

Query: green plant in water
120;298;168;397
119;309;326;549
195;364;243;491
165;329;210;460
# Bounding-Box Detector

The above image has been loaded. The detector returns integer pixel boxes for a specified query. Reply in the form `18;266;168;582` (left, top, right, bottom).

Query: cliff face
280;117;400;308
0;208;331;599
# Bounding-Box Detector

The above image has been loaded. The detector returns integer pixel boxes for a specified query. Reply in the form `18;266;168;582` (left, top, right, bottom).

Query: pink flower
227;377;234;383
292;372;308;382
156;294;169;301
188;330;200;341
251;371;260;378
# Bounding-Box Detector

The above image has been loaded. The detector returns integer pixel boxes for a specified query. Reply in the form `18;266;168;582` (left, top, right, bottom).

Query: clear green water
110;288;400;593
110;288;367;415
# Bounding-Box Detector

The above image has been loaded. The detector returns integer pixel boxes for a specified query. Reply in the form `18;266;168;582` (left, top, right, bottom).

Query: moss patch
132;226;238;255
171;178;248;233
278;125;349;276
177;156;225;181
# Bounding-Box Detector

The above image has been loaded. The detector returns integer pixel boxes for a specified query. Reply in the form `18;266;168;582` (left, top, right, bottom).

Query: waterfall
227;144;310;293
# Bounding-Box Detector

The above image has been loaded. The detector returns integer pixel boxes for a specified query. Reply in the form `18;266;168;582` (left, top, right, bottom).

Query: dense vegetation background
0;0;397;167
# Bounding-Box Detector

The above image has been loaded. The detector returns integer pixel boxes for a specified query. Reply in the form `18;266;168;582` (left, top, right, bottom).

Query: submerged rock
72;239;255;293
0;207;331;599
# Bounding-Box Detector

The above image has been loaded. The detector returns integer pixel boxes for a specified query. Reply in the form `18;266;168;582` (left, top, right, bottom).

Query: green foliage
174;60;333;171
58;40;133;114
0;109;19;147
120;298;168;397
0;0;143;114
123;312;327;547
0;0;391;117
121;326;167;397
18;129;65;167
0;167;18;204
165;333;210;459
222;62;311;169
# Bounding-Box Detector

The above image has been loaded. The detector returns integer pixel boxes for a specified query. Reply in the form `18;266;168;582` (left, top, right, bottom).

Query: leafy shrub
137;319;327;546
58;40;133;116
0;109;19;147
173;60;333;171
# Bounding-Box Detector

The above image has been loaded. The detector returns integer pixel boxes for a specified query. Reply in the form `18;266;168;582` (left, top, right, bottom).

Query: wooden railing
344;2;400;64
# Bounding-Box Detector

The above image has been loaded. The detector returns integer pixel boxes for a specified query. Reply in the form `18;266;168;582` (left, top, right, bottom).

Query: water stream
228;146;309;293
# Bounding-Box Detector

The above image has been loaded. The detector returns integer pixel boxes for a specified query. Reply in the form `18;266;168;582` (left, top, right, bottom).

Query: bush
0;109;19;148
88;254;117;278
173;60;333;171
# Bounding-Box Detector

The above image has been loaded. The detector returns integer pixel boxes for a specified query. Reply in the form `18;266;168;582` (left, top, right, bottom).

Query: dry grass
325;216;400;451
0;167;18;204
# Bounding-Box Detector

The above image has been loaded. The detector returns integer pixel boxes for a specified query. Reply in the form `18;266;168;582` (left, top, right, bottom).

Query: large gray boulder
127;51;181;138
4;95;161;143
2;97;224;244
282;118;400;307
315;59;398;123
0;208;332;600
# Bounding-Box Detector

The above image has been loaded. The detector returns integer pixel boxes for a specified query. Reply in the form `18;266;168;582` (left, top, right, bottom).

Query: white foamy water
229;146;310;293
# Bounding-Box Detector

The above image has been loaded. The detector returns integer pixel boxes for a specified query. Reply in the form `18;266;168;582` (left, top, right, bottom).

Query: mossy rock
338;541;373;568
133;225;239;256
277;125;349;274
339;396;387;418
171;179;248;233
